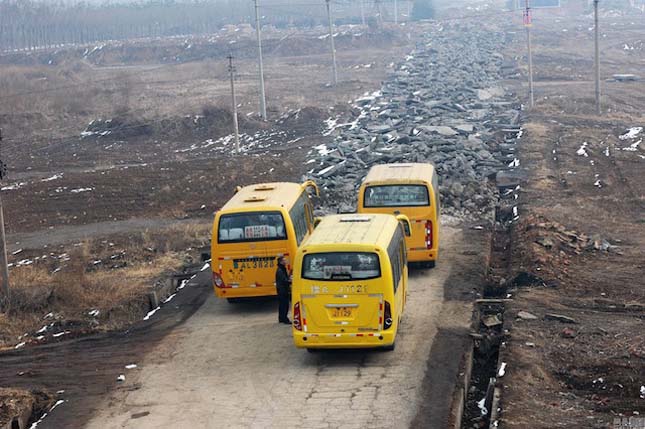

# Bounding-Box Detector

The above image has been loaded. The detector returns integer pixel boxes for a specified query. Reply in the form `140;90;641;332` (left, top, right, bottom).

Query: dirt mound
276;106;328;134
80;105;262;141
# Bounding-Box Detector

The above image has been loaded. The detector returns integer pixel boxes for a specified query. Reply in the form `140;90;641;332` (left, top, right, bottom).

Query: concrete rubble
305;23;522;220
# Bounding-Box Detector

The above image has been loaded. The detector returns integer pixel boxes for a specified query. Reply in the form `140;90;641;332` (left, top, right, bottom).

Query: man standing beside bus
275;256;291;324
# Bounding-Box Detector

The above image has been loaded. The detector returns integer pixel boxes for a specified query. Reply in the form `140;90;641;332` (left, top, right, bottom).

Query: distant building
513;0;561;8
511;0;595;11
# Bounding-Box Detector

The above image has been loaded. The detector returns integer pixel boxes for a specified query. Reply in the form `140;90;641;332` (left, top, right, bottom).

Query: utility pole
325;0;339;85
375;0;383;26
0;129;10;310
227;55;241;154
394;0;398;24
594;0;601;115
524;0;535;108
253;0;267;120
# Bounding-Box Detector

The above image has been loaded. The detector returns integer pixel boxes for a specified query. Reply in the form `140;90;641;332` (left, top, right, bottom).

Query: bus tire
425;260;436;269
382;342;396;351
306;348;319;353
227;298;241;304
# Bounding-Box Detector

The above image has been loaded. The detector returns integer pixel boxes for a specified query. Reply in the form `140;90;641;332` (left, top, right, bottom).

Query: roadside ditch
455;126;524;429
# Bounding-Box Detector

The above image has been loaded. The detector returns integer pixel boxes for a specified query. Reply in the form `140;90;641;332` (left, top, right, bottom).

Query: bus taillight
383;301;393;330
213;272;226;288
425;220;433;249
293;301;303;331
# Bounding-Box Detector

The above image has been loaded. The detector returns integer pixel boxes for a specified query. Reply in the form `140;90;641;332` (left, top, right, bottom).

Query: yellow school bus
358;163;440;267
291;214;409;351
211;181;318;301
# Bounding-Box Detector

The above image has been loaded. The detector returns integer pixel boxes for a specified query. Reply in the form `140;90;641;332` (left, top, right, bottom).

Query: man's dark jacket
276;264;291;295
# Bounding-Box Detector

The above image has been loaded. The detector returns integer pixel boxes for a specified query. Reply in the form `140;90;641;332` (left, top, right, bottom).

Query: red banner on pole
523;9;532;26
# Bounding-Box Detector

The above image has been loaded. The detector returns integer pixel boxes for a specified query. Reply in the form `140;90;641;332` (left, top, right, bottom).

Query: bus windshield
364;185;430;207
218;211;287;243
302;252;380;281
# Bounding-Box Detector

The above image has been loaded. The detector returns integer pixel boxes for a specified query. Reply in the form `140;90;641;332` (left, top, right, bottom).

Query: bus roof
303;214;400;250
363;163;435;185
221;182;304;212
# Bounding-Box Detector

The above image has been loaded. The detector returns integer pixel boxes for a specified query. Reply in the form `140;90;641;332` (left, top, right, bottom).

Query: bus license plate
332;307;353;318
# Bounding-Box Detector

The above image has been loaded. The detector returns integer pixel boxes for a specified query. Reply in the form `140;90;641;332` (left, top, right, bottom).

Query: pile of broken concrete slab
305;22;523;221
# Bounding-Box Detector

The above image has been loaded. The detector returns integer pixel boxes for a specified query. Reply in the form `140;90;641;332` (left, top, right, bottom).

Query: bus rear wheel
382;341;396;351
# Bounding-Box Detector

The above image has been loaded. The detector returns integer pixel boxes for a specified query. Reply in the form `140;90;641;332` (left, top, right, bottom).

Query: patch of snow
162;293;177;304
2;182;27;191
497;362;507;377
619;127;642;140
577;142;589;157
477;397;488;416
125;364;137;370
41;174;63;182
622;139;642;151
143;307;160;321
15;342;26;349
70;187;94;193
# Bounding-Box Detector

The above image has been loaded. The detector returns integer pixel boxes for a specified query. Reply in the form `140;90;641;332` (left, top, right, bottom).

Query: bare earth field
497;10;645;428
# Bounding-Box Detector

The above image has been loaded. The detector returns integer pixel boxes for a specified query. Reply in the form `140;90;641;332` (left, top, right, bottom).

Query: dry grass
0;222;211;347
0;387;52;427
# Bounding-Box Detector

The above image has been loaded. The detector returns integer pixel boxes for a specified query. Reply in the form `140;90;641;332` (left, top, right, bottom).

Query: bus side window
388;234;402;293
305;202;315;231
399;239;406;267
290;193;308;245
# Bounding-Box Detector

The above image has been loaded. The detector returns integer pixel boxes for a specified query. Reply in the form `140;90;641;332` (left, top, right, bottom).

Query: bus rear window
364;185;430;207
302;252;380;281
218;211;286;243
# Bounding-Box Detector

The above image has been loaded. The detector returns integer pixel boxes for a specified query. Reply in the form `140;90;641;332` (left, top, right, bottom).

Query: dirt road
73;225;484;429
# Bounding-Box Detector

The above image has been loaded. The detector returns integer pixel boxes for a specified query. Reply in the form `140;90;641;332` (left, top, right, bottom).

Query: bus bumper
214;285;277;298
293;331;396;349
407;248;437;262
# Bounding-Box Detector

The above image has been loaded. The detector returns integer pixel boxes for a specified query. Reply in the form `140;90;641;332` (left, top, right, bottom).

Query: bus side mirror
314;217;322;228
396;215;411;237
301;180;320;197
234;185;242;194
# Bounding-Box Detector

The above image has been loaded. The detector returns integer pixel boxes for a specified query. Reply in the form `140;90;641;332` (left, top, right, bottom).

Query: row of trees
0;0;430;52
